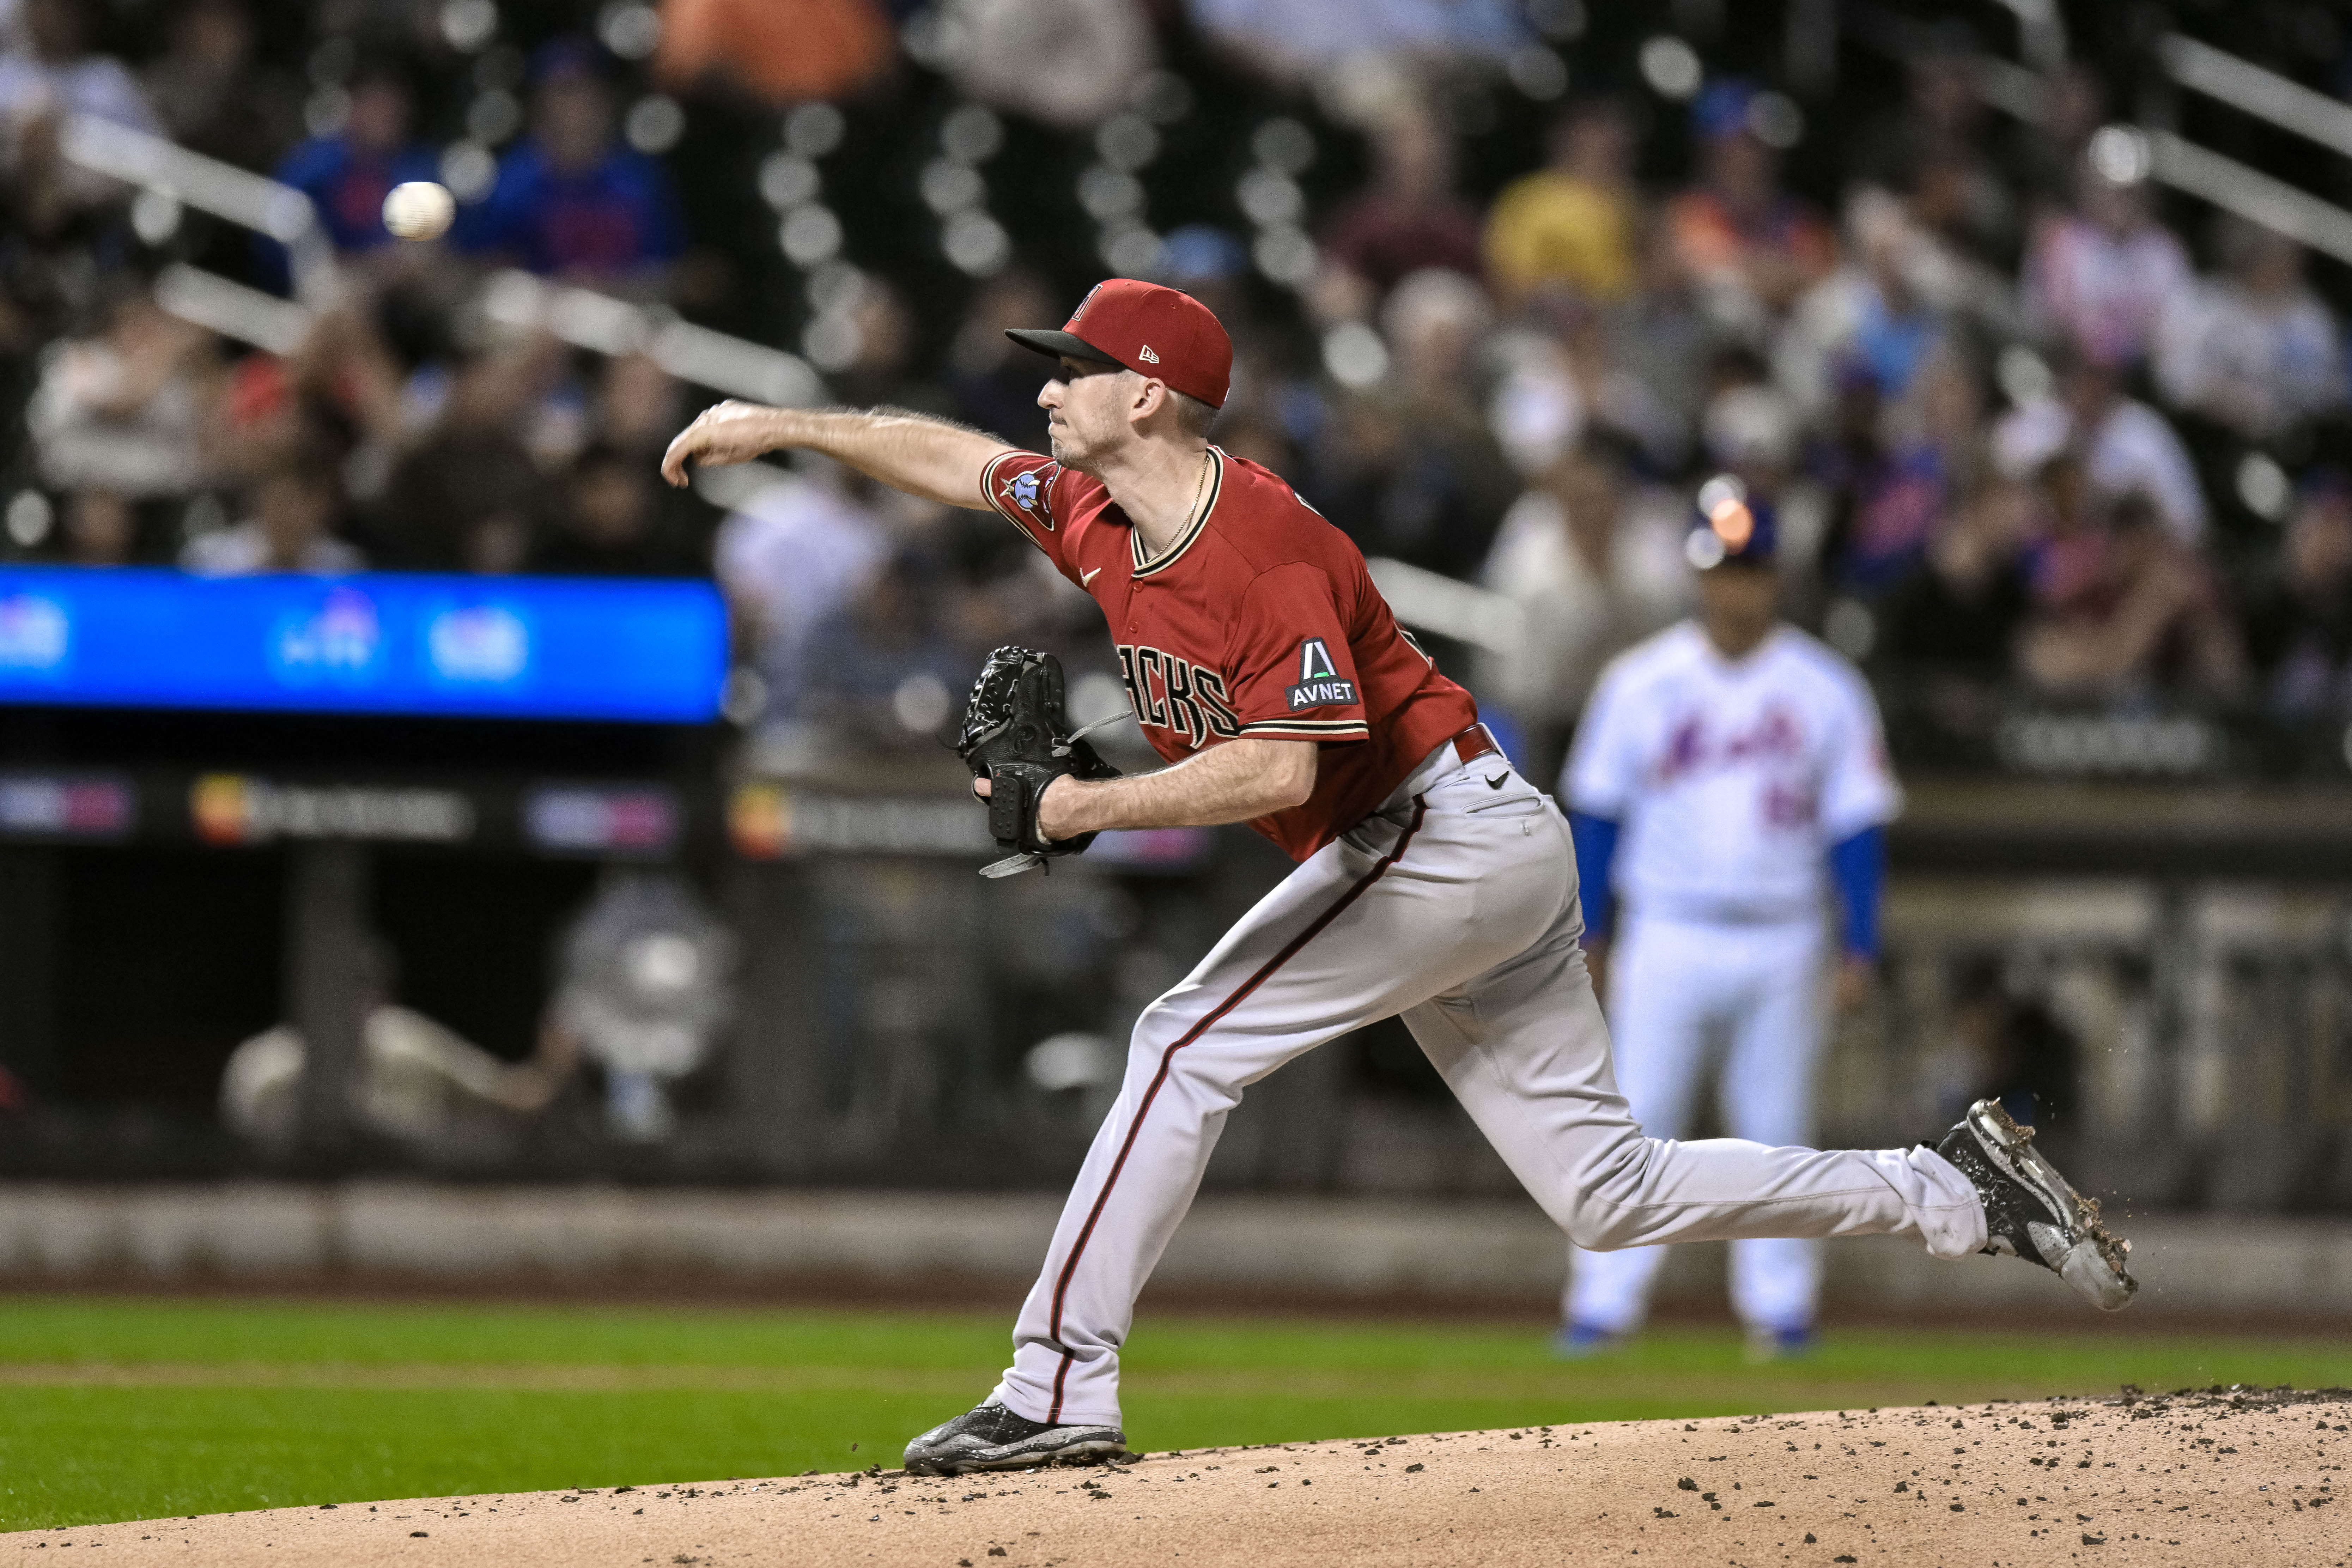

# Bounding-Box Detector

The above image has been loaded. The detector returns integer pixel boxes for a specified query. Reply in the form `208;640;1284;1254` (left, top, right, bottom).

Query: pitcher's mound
17;1388;2349;1566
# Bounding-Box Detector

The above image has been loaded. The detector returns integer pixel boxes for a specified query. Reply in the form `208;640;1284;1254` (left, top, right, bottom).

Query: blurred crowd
6;0;2352;779
1202;54;2352;780
1;0;704;587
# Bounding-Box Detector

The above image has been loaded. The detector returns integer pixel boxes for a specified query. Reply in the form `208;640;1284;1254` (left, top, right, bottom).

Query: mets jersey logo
1653;704;1805;783
1285;638;1356;712
1652;704;1820;827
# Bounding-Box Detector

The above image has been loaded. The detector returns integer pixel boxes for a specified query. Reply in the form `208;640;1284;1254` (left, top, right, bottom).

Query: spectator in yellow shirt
1484;101;1641;310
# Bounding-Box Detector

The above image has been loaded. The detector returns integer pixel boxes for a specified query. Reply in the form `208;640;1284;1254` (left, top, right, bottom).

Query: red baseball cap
1007;278;1232;408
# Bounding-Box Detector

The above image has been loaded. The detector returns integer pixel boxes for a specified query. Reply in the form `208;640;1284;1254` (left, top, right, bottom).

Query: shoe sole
1964;1099;2138;1312
1743;1336;1816;1365
905;1436;1127;1477
1550;1328;1627;1360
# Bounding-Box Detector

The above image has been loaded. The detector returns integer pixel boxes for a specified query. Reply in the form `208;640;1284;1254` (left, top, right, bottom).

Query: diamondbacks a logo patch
1285;637;1357;712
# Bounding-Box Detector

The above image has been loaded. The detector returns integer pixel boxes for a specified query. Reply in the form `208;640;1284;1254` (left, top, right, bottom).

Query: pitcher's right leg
1405;911;1988;1262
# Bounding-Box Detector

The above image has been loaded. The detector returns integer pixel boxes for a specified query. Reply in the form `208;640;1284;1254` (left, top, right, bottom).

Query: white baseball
382;181;456;241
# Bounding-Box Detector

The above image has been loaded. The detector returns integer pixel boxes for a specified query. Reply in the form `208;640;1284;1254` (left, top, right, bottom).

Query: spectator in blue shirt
457;39;683;290
266;54;437;280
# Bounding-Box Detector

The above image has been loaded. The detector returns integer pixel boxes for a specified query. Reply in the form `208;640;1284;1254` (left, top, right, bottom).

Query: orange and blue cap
1686;475;1778;569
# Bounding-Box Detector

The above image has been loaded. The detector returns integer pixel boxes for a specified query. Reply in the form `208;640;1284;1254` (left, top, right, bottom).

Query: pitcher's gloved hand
953;646;1122;876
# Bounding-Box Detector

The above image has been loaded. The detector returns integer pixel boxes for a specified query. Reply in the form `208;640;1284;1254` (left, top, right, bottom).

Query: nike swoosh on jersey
1484;772;1509;789
1081;567;1103;587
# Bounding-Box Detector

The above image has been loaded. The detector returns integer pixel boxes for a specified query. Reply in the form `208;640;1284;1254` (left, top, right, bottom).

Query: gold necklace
1141;448;1213;568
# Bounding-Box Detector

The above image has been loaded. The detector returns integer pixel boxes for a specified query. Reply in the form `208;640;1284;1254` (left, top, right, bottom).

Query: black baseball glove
953;646;1124;877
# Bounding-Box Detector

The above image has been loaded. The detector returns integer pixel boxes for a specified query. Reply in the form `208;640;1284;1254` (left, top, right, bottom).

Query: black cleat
902;1400;1126;1476
1935;1098;2137;1311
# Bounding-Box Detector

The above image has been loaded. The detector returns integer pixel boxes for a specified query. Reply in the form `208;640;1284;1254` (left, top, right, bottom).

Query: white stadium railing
2145;130;2352;271
150;263;312;356
1365;557;1525;660
1848;13;2352;275
2159;34;2352;164
60;113;338;305
59;114;822;409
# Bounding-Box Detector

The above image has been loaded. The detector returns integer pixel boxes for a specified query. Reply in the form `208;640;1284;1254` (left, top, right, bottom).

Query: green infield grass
4;1294;2348;1532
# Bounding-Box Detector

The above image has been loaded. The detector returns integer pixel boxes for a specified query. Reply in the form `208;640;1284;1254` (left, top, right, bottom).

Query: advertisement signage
0;569;728;723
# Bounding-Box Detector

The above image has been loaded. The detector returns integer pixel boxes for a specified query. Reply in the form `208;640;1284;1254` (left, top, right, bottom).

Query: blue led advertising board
0;569;729;723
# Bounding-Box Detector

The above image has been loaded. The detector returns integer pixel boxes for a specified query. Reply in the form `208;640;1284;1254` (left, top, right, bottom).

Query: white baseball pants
1566;911;1834;1336
991;748;1984;1428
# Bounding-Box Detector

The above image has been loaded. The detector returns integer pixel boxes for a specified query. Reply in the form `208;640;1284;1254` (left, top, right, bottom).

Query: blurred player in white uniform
1559;481;1898;1358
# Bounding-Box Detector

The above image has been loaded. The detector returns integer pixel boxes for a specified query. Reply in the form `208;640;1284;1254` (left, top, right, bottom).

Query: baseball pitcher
1559;487;1895;1359
660;279;2135;1477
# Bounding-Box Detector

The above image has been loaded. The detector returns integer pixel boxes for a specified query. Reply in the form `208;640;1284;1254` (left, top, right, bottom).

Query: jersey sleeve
978;449;1082;581
1563;658;1645;816
1817;668;1903;839
1220;563;1371;743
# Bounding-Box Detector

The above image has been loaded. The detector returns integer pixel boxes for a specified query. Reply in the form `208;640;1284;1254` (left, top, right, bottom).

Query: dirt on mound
15;1389;2350;1566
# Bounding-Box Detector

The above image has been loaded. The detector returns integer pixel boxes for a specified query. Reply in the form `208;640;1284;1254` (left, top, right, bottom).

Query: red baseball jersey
980;445;1479;861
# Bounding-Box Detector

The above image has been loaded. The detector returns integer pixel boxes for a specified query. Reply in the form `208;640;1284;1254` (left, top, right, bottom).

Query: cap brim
1006;328;1118;366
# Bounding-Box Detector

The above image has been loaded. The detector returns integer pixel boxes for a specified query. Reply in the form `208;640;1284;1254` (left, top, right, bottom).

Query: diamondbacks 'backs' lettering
1117;643;1242;746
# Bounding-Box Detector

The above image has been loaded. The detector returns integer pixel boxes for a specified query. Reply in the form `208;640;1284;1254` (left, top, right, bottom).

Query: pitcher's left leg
990;787;1560;1430
990;840;1396;1429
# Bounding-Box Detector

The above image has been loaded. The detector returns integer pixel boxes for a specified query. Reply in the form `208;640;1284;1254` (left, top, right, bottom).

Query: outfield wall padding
0;1183;2344;1324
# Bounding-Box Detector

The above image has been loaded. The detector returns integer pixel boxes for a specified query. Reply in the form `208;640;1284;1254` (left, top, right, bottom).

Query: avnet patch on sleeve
1224;568;1369;743
1285;638;1358;711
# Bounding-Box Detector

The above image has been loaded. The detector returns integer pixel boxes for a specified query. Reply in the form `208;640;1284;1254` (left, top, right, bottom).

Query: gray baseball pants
992;744;1986;1428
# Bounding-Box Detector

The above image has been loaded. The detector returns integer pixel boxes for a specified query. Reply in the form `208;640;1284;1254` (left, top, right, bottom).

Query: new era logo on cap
1004;279;1233;407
